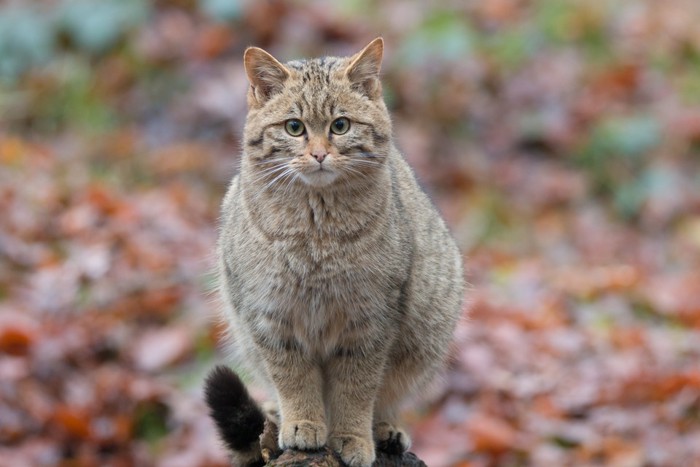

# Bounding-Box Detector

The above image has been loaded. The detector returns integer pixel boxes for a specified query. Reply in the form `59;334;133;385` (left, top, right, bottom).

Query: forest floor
1;1;700;466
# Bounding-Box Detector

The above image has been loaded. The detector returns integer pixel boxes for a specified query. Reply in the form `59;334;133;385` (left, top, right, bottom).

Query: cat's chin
298;170;338;187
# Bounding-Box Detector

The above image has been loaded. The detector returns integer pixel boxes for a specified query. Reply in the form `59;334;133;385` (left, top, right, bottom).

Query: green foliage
0;0;149;81
614;166;683;220
465;190;532;253
59;0;150;54
398;10;475;65
591;116;662;159
481;25;543;69
577;115;662;216
32;57;118;133
0;8;54;82
613;178;648;220
134;400;170;443
676;53;700;104
534;0;615;62
198;0;243;22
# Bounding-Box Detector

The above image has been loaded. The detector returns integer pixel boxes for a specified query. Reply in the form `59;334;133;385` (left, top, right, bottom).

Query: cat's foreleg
260;346;328;451
325;347;387;467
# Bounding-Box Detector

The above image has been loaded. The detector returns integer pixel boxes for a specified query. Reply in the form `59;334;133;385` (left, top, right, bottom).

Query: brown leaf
551;265;641;299
590;63;641;99
671;110;700;143
51;405;91;440
642;272;700;326
612;370;700;404
466;413;521;453
476;0;521;23
0;313;38;356
131;326;194;372
0;137;30;165
195;24;234;59
148;143;214;176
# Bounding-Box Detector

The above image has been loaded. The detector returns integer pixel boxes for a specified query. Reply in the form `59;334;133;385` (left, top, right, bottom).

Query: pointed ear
244;47;290;105
345;37;384;100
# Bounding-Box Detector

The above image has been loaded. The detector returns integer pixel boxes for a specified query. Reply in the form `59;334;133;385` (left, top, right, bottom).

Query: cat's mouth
299;167;338;187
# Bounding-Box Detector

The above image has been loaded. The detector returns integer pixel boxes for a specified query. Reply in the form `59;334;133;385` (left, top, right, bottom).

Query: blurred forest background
1;0;700;466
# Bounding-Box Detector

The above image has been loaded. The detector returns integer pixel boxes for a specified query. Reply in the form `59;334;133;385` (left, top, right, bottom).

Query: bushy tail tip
204;365;266;466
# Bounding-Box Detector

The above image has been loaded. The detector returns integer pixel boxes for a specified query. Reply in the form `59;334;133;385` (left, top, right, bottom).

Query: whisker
254;156;291;166
256;163;289;175
346;163;382;172
345;158;383;174
343;165;364;175
263;167;297;192
249;160;290;176
359;152;379;159
349;157;382;166
247;165;288;185
278;172;301;197
279;171;299;195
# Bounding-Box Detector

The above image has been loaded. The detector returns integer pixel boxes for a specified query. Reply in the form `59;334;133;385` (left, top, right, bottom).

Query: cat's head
241;38;392;189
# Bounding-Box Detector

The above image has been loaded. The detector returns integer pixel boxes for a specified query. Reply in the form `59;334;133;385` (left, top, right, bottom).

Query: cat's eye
285;119;305;136
330;117;350;135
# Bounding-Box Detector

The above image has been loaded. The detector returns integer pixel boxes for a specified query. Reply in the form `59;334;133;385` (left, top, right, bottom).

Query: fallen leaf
466;413;521;453
131;326;194;372
51;405;91;440
0;313;38;356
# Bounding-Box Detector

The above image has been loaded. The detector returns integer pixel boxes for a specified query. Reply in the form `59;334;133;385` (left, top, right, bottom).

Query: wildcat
212;38;464;467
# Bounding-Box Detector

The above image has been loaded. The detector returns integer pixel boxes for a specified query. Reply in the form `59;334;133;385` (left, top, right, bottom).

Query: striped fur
217;38;464;467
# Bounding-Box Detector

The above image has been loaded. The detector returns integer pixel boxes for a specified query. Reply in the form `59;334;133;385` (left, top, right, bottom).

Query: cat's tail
204;365;266;467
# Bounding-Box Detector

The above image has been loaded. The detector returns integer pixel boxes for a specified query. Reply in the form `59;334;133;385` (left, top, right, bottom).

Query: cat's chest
267;237;377;301
247;192;390;273
236;186;401;349
249;232;391;310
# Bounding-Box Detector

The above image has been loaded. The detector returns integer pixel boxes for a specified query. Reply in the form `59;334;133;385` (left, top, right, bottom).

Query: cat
213;37;464;467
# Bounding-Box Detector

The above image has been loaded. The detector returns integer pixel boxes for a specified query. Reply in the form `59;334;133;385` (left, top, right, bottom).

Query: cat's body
216;38;464;467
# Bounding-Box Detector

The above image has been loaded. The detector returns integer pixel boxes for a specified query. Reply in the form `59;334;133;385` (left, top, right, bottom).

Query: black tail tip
204;365;265;453
204;365;247;407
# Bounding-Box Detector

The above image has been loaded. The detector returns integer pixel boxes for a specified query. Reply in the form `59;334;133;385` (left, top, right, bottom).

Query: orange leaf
0;327;35;356
52;406;91;440
466;413;520;453
0;137;28;165
195;24;234;59
0;317;38;356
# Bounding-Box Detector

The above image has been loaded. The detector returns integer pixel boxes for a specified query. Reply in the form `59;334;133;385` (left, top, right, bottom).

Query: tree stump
260;420;427;467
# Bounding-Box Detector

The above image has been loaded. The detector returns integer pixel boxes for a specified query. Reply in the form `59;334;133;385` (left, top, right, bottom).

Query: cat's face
241;39;392;190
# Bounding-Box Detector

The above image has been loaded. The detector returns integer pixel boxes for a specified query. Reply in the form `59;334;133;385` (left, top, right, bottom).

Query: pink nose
312;151;327;163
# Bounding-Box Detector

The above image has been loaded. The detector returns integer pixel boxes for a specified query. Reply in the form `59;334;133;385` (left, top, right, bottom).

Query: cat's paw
374;422;411;454
279;420;327;450
328;433;375;467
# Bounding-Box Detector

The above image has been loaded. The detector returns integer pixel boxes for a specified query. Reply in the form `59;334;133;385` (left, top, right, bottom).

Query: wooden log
266;449;427;467
260;419;427;467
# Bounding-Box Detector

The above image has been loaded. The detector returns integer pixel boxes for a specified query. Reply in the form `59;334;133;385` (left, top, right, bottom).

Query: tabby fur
216;38;464;467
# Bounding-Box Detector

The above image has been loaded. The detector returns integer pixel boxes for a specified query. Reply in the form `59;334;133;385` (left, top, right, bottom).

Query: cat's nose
311;151;327;163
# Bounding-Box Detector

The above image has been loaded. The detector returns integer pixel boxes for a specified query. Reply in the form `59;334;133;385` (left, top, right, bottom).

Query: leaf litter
1;1;700;466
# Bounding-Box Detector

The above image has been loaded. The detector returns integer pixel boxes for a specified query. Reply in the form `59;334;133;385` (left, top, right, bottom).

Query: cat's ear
244;47;290;105
345;37;384;100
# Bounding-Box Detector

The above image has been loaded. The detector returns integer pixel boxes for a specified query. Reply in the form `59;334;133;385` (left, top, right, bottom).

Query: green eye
285;119;305;136
330;117;350;135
